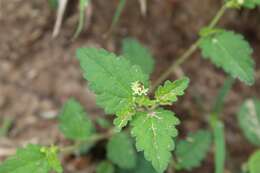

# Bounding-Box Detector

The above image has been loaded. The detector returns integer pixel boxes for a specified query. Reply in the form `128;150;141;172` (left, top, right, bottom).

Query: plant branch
208;4;228;29
151;40;199;92
151;3;229;91
60;128;115;154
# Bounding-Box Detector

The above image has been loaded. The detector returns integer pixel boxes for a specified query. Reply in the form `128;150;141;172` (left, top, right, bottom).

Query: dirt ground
0;0;260;172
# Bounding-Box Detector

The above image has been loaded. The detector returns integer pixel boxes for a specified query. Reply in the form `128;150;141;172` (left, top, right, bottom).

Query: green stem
72;0;91;40
151;3;229;91
208;4;228;29
151;40;199;92
60;128;115;154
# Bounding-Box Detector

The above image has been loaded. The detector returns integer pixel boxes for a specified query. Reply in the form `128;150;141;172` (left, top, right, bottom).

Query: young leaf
122;38;155;74
76;48;149;128
0;144;62;173
96;161;115;173
134;96;156;107
175;130;212;171
40;145;63;173
117;153;157;173
59;98;94;141
237;99;260;146
155;77;189;105
131;109;180;173
107;132;137;169
248;150;260;173
199;30;255;85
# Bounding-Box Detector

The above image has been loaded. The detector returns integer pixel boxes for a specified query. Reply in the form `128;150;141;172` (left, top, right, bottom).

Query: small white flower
131;81;149;96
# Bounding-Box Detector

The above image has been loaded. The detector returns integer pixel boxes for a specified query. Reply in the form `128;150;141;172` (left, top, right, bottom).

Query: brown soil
1;0;260;172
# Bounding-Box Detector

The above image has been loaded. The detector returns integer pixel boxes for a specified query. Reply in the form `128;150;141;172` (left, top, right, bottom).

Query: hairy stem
60;128;115;154
151;3;229;91
208;4;228;29
151;41;199;91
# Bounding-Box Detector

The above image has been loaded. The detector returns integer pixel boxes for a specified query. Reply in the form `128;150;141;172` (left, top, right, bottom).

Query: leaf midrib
86;54;131;96
214;38;249;80
150;118;161;170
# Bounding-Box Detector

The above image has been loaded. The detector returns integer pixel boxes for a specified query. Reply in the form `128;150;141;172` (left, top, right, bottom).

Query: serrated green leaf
237;99;260;146
59;98;94;141
117;153;157;173
248;150;260;173
199;30;255;85
0;144;62;173
76;48;149;114
107;132;137;169
96;161;115;173
76;48;149;127
155;77;189;105
131;109;180;173
175;130;212;171
122;38;155;74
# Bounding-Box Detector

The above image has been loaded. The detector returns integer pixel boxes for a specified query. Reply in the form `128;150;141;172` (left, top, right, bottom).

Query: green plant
237;99;260;146
211;77;234;173
175;130;212;170
245;150;260;173
0;144;62;173
237;99;260;173
1;0;259;172
75;46;188;172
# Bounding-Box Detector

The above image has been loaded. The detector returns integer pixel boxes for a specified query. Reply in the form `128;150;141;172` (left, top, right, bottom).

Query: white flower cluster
131;81;149;96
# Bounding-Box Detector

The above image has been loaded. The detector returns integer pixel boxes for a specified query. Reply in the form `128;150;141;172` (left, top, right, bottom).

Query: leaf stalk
151;3;229;91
